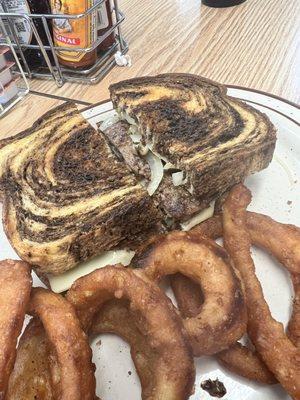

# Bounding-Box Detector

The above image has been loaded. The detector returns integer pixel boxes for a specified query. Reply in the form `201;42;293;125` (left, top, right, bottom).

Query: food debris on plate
201;378;227;398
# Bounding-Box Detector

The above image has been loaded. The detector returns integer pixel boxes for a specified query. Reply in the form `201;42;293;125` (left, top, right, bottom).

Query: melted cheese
48;249;135;293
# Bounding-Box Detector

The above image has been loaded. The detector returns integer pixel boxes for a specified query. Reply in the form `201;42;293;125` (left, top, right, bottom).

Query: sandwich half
0;102;160;275
110;73;277;216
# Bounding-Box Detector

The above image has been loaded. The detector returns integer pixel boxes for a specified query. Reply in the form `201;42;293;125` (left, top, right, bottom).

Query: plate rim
226;84;300;110
82;86;300;112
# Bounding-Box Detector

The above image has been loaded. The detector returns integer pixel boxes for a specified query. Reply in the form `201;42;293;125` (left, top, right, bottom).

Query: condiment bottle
0;0;53;69
49;0;97;69
97;0;115;53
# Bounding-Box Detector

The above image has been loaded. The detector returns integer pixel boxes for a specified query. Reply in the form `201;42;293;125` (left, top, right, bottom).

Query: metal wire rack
0;18;29;117
0;0;128;87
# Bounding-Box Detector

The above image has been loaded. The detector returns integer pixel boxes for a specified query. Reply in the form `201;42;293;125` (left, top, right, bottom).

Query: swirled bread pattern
0;103;159;275
110;74;277;203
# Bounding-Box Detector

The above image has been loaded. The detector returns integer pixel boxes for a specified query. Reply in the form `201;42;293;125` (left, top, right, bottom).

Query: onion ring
28;288;96;400
173;210;300;384
170;271;277;384
222;184;300;398
66;265;195;400
246;211;300;275
6;319;53;400
7;296;191;400
7;300;165;400
0;260;32;399
247;212;300;350
133;231;247;356
90;299;158;399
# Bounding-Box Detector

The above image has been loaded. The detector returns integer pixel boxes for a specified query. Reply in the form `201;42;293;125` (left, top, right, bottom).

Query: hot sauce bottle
50;0;98;69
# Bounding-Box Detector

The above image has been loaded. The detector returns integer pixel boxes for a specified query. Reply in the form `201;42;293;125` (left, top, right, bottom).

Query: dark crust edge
109;73;227;95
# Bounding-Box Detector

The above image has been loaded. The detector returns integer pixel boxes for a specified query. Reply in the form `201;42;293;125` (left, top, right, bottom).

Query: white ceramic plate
1;87;299;400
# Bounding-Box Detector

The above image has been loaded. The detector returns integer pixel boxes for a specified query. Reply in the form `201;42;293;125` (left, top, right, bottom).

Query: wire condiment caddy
0;0;128;87
0;18;29;117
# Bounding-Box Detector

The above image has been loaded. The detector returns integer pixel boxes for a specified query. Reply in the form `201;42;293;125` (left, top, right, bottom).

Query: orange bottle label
50;0;97;63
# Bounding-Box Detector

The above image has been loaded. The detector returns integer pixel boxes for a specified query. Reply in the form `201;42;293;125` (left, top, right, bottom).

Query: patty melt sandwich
0;74;276;291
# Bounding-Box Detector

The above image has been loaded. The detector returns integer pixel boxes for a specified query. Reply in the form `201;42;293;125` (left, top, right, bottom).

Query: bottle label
1;0;32;45
50;0;97;63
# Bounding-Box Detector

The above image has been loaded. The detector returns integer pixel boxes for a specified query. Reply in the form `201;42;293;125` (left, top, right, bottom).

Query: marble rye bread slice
0;102;160;275
110;73;277;205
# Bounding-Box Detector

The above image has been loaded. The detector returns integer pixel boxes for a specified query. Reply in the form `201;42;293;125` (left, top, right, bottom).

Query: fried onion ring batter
217;343;277;384
246;211;300;275
28;288;96;400
6;319;53;400
223;184;300;398
66;265;195;400
134;231;247;356
0;260;31;399
288;274;300;348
